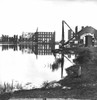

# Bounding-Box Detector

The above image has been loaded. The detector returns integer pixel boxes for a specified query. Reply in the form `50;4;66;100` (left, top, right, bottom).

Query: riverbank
0;87;97;100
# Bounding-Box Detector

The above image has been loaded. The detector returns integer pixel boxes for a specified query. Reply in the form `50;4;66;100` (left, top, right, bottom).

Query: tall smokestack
68;29;72;40
75;26;78;33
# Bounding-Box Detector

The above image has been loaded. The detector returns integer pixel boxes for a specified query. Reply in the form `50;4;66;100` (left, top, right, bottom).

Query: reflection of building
19;44;33;54
2;45;18;51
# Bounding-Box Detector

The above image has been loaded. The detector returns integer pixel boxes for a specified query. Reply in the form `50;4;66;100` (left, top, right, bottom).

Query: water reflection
2;44;18;51
1;44;54;56
0;44;72;88
0;44;62;87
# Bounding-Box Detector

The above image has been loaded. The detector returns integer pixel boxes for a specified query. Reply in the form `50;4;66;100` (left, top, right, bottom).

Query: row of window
38;46;51;49
38;50;52;55
38;35;53;38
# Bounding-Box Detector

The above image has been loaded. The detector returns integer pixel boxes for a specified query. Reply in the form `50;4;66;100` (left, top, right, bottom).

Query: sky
0;0;97;87
0;0;97;40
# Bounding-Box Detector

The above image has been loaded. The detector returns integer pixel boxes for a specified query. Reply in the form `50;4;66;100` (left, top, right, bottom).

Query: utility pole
61;20;65;78
61;20;75;78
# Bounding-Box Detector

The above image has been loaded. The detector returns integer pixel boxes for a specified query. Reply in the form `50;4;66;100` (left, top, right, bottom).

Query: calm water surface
0;45;71;87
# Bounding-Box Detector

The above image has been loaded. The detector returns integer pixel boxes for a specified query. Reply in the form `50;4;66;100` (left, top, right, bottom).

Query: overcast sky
0;0;97;87
0;0;97;40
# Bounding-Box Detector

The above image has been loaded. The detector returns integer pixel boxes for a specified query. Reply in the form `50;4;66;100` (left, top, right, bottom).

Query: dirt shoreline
0;88;96;100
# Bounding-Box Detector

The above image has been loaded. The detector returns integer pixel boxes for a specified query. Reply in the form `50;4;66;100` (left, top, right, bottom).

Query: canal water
0;44;72;88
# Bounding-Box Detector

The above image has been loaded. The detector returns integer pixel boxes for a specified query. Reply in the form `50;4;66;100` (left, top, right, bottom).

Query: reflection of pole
61;53;64;78
61;20;65;78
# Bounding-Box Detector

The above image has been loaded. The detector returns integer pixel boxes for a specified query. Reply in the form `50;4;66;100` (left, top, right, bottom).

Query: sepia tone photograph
0;0;97;100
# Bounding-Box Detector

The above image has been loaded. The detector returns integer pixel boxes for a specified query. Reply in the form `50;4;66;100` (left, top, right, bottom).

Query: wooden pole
61;20;65;78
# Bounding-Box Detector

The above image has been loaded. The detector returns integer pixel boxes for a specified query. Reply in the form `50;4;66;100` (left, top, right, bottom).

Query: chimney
75;26;78;33
82;26;84;30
